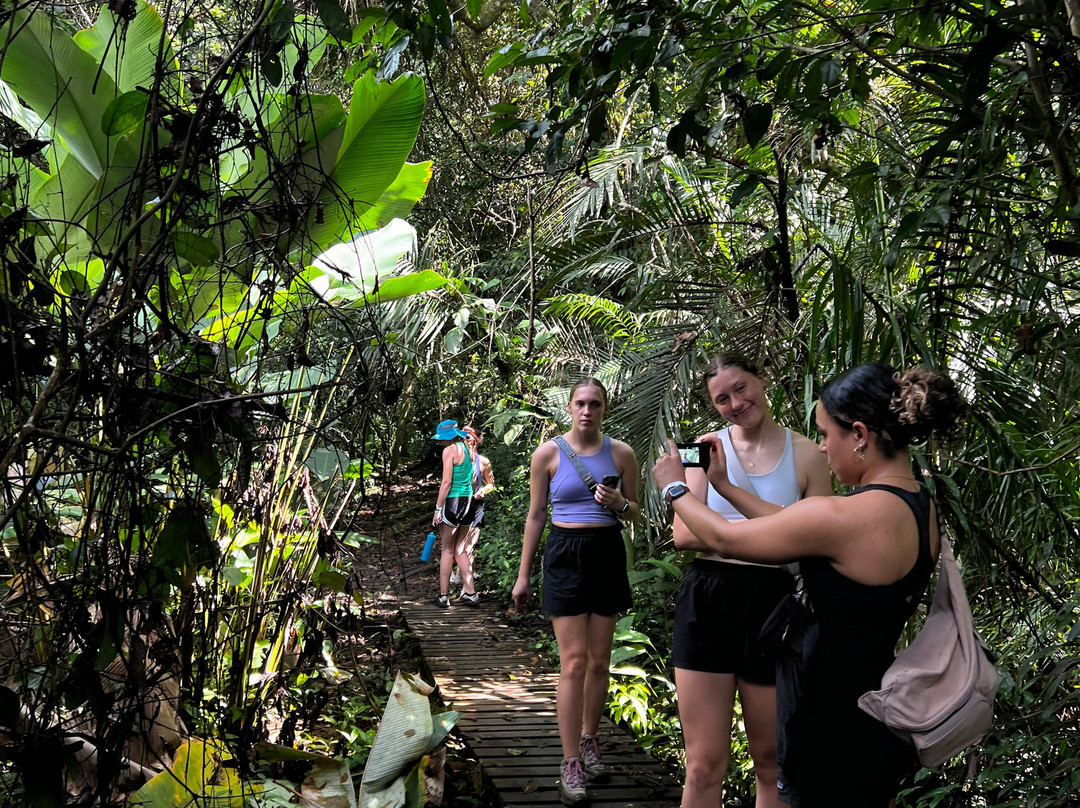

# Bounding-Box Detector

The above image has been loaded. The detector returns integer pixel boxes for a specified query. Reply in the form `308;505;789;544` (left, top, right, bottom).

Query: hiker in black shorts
512;378;639;806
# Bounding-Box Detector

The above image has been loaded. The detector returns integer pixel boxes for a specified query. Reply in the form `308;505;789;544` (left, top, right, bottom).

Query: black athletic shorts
542;523;632;617
672;558;795;684
443;496;479;528
470;499;485;528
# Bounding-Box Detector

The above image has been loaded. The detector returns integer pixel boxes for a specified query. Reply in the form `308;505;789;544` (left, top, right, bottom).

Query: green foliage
0;0;441;801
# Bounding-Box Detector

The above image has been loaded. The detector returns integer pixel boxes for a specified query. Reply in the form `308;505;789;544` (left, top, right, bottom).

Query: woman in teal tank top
431;419;478;607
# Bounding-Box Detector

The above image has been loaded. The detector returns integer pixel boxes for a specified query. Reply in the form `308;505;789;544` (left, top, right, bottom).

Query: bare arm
672;467;712;551
433;444;458;526
672;492;847;563
595;439;640;519
513;443;554;607
476;455;495;498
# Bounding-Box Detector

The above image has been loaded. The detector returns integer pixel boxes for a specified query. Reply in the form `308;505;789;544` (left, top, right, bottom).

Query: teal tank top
448;444;474;497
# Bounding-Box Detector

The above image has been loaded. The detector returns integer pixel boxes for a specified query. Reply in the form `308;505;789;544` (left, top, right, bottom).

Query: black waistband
549;522;622;537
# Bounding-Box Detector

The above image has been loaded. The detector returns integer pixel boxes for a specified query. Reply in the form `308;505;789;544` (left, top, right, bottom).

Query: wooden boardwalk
401;596;682;807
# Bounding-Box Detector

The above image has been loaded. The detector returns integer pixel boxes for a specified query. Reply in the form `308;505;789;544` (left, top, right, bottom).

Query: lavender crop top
550;435;620;525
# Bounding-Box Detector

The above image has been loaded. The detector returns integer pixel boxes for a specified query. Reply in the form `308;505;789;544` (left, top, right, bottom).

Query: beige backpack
858;538;998;767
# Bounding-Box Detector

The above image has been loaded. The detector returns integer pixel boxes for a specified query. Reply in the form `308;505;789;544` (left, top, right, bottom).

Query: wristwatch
663;482;690;504
619;498;631;513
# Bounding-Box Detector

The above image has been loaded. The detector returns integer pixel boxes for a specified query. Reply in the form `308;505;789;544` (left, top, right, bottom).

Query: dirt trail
345;473;445;609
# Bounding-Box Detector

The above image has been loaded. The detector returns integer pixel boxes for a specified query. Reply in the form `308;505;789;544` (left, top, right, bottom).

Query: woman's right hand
512;576;530;609
702;435;728;491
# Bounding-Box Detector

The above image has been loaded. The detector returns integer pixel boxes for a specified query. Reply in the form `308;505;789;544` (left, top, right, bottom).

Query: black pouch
759;582;810;651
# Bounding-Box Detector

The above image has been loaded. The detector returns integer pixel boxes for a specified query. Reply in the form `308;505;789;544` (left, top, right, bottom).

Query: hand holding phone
600;474;620;487
676;442;711;470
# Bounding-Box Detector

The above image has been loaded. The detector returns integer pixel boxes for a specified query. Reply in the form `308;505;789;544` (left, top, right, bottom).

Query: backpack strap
553;435;599;492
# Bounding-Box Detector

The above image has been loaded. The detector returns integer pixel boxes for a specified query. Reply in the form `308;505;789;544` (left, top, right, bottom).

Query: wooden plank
400;598;681;808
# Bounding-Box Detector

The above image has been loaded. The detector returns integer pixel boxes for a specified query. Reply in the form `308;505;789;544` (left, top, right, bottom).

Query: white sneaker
579;734;609;782
450;591;480;606
558;757;589;805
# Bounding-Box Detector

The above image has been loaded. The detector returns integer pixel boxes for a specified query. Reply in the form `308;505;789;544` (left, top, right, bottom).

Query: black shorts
542;524;632;617
443;496;479;528
672;558;795;685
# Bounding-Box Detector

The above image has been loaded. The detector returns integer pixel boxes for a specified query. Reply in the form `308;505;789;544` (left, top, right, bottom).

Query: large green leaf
354;160;433;230
229;16;331;123
0;79;48;139
349;270;450;306
305;217;417;299
305;72;426;252
30;128;165;266
1;8;116;177
73;0;182;100
169;265;251;331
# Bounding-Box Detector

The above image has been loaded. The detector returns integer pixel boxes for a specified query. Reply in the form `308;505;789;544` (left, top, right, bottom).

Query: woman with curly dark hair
653;363;966;808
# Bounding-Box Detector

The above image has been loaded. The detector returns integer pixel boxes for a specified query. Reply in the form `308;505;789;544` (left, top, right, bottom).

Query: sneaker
558;757;589;805
449;569;461;586
450;591;480;606
579;734;609;782
434;594;449;608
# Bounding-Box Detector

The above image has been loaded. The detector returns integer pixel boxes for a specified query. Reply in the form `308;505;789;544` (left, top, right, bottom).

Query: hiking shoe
451;591;480;606
579;734;609;782
434;594;450;608
449;569;461;586
558;757;589;805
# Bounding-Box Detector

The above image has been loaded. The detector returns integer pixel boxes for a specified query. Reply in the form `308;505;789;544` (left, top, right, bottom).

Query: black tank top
799;484;937;695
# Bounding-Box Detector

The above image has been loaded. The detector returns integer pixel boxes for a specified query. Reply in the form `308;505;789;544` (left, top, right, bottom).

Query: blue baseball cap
431;419;467;441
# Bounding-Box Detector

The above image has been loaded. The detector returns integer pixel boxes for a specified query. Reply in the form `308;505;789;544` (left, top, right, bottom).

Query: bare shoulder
609;437;638;465
779;493;865;555
798;488;906;532
533;439;558;465
790;431;830;494
790;430;819;457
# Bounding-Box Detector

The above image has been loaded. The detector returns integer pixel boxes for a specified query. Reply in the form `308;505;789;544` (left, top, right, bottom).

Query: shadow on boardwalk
400;595;682;808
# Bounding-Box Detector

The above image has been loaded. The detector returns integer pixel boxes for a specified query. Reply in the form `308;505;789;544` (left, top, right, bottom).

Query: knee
585;654;610;680
560;650;588;682
750;748;779;785
685;746;729;788
746;732;778;782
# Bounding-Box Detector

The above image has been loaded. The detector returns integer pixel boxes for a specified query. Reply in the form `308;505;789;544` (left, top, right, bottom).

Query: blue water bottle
421;531;437;561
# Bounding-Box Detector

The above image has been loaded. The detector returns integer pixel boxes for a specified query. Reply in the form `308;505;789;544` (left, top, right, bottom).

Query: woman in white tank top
671;354;831;808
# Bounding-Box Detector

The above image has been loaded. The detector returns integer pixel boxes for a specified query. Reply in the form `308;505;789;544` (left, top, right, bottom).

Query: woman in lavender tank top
512;378;639;806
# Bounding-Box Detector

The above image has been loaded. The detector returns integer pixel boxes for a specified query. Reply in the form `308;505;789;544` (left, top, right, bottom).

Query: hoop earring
853;443;867;461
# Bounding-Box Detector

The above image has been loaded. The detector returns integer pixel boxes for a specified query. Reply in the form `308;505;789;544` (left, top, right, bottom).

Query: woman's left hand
594;483;621;509
651;439;688;489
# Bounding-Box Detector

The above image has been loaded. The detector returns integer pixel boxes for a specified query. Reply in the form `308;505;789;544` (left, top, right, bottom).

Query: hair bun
890;368;966;445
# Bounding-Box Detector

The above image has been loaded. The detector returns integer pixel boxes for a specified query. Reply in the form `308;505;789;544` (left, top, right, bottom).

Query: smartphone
676;442;711;470
600;474;620;487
